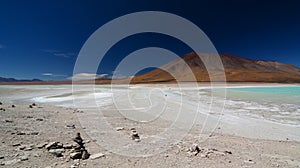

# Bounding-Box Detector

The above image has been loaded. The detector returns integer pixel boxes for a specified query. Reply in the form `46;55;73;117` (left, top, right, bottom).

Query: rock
0;102;2;105
70;152;82;160
36;118;43;121
63;143;73;149
16;131;26;135
200;154;208;158
224;150;232;154
189;144;200;156
73;133;84;146
12;105;15;108
20;154;29;161
28;132;39;135
115;127;124;131
49;149;65;157
0;155;4;159
131;131;140;142
19;145;26;150
4;119;13;123
1;159;21;165
45;142;58;150
29;105;33;108
90;153;105;160
32;103;36;106
36;142;48;149
12;143;21;147
81;150;90;160
66;124;75;129
24;147;33;151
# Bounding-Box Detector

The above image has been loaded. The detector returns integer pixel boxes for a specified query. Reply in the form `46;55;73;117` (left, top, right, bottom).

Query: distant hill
131;52;300;83
0;77;42;82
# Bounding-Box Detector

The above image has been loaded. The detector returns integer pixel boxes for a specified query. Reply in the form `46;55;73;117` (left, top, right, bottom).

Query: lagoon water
210;86;300;126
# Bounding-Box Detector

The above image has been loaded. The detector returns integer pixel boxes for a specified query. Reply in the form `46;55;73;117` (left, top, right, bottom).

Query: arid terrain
0;84;300;168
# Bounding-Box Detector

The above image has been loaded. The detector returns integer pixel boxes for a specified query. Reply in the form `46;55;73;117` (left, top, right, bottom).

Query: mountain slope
131;52;300;83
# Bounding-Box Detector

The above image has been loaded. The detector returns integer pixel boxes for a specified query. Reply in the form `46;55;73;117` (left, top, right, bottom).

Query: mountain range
0;77;42;83
131;52;300;83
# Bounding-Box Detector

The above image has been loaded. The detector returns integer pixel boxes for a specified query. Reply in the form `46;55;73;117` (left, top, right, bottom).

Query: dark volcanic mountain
131;52;300;83
0;77;42;83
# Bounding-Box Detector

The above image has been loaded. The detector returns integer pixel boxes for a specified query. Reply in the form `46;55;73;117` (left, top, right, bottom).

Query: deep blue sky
0;0;299;80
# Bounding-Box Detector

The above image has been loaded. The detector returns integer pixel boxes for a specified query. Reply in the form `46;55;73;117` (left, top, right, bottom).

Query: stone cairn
45;133;90;160
130;128;140;142
70;133;90;160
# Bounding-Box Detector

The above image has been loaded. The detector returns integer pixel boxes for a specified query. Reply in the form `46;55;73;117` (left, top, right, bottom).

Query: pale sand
0;84;299;167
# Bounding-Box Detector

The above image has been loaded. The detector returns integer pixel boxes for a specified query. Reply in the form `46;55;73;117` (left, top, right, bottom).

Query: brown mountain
131;52;300;83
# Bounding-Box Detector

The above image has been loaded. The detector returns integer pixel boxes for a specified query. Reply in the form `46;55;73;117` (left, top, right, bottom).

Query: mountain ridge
131;52;300;83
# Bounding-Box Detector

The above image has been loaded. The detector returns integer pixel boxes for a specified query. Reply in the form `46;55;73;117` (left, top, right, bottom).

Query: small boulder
115;127;124;131
36;142;48;149
45;142;58;150
131;130;140;142
81;150;90;160
90;153;105;160
70;152;82;160
11;105;15;108
49;149;65;157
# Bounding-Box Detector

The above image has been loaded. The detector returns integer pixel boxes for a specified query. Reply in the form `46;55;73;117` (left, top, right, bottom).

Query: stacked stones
130;128;140;142
70;133;90;160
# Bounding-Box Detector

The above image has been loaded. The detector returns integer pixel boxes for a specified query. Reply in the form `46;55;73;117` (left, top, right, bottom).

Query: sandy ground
0;104;299;167
0;84;300;167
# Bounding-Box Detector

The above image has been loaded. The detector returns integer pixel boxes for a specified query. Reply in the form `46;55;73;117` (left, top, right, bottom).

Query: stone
1;159;21;165
16;131;26;135
115;127;124;131
66;124;75;129
90;153;105;160
5;119;13;123
24;147;33;151
29;105;33;108
70;152;82;160
200;154;208;158
81;150;90;160
36;142;48;149
19;145;26;150
0;155;4;159
73;133;84;146
28;132;39;135
131;132;140;141
0;102;2;105
32;103;36;106
224;150;232;154
12;143;21;147
36;118;43;121
45;142;58;150
63;143;73;149
20;154;29;161
12;105;15;108
49;149;65;157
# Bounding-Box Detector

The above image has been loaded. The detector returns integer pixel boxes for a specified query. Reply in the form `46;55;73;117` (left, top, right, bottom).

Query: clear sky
0;0;299;80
